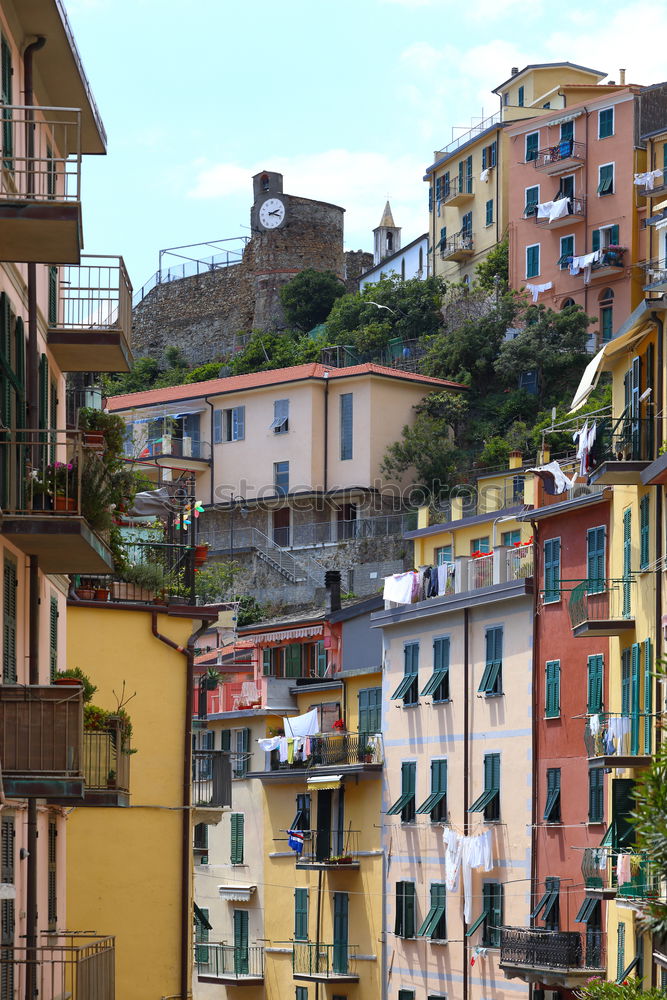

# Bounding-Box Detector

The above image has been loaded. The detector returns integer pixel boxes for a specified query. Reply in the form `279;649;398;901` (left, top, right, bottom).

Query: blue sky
66;0;662;294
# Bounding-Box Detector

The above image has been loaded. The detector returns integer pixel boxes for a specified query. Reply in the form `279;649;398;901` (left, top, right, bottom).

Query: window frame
545;659;560;718
598;107;614;139
390;642;419;705
640;494;650;570
294;887;309;941
270;398;289;434
469;752;500;820
223;405;245;442
597;162;615;196
416;757;447;822
230;812;244;865
485;198;494;227
526;243;540;279
387;761;417;823
544;767;561;823
543;537;561;604
420;636;450;701
559;234;575;270
340;392;353;461
274;460;289;496
524;184;540;216
525;131;539;162
588;766;604;823
395;881;416;938
478;626;503;696
416;882;447;940
587;654;604;715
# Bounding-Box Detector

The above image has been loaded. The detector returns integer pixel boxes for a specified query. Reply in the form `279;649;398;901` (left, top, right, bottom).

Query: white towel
383;571;416;604
549;197;571;222
525;281;553;304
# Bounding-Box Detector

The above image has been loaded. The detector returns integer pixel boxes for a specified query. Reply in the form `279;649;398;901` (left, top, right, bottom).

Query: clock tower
251;171;286;232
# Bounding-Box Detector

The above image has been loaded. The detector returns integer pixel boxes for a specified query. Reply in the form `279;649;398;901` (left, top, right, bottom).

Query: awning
194;902;212;929
546;110;584;127
218;884;256;902
250;626;323;643
570;320;656;412
570;347;606;412
307;774;343;790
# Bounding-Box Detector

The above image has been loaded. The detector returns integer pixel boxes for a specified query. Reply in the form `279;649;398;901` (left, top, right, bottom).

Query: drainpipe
529;521;539;922
462;606;470;1000
23;37;46;436
151;611;211;1000
651;312;664;749
25;556;40;1000
314;869;323;1000
323;372;329;493
204;396;215;507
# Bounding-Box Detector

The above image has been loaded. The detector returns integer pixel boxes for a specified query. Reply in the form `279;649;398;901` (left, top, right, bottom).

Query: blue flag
288;829;304;853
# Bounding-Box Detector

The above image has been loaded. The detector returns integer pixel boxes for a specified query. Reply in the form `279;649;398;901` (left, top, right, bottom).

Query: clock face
258;197;286;229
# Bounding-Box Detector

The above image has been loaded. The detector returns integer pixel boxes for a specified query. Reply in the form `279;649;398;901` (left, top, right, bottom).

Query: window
561;120;574;142
2;556;17;683
296;988;309;1000
616;921;626;983
532;877;560;930
592;225;620;251
194;822;208;851
482;141;497;169
525;185;539;216
390;643;419;705
588;766;604;823
599;107;614;139
643;638;652;756
49;595;58;681
586;525;605;594
544;768;561;822
291;793;311;832
223;406;245;441
599;287;614;343
469;883;503;945
233;728;250;777
461;211;472;239
417;883;446;939
587;654;604;714
416;758;447;822
421;637;450;701
640;495;650;569
271;399;289;433
274;461;289;496
195;905;210;964
399;992;415;1000
435;545;452;565
395;881;416;937
1;35;13;167
485;199;494;226
295;888;308;940
442;171;450;198
469;753;500;820
545;660;560;718
470;536;490;554
526;244;540;279
439;226;447;251
48;267;58;325
387;761;416;822
623;508;632;617
543;538;561;603
501;530;520;547
230;813;244;864
340;393;353;460
525;131;538;162
562;298;576;309
465;155;473;193
518;85;525;107
597;163;614;196
47;820;57;930
285;643;302;678
559;235;574;270
358;687;382;736
479;627;503;696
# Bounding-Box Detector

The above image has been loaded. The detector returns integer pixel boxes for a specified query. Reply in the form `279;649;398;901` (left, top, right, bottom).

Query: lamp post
229;494;250;596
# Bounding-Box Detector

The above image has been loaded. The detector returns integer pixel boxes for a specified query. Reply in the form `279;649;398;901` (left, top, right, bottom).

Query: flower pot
111;581;155;602
363;754;373;763
194;544;209;562
94;588;110;602
54;495;76;512
53;676;84;688
84;432;105;450
31;494;53;511
75;587;95;601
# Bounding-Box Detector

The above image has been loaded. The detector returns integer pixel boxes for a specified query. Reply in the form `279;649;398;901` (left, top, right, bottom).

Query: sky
64;0;667;296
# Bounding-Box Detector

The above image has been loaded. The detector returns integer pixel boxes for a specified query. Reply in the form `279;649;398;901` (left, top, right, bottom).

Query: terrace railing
0;105;81;202
500;927;604;972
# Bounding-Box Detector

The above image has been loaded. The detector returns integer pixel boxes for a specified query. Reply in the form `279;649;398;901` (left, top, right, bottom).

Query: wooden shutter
544;539;560;601
644;638;652;755
340;393;353;461
47;820;57;929
610;224;619;244
195;906;209;964
631;643;640;754
588;767;603;823
221;730;231;752
285;643;302;678
621;648;631;715
38;353;48;430
404;883;415;937
432;758;447;794
262;648;272;675
612;779;636;848
623;509;632;617
49;595;58;681
294;888;308;940
616;921;626;982
230;813;244;864
333;892;349;972
1;36;13;166
587;527;605;587
545;661;560;717
2;556;17;683
640;496;650;568
233;909;249;973
592;229;601;252
48;267;58;325
1;814;15;963
213;410;222;443
587;655;603;714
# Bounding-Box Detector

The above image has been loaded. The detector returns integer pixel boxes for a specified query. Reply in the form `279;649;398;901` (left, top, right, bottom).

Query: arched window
387;232;393;253
561;297;576;309
260;174;270;192
599;288;614;343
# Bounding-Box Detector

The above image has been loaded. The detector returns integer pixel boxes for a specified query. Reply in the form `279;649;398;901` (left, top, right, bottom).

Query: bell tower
373;201;401;265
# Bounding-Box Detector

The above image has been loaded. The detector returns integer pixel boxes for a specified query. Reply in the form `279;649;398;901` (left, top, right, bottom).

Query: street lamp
228;494;250;596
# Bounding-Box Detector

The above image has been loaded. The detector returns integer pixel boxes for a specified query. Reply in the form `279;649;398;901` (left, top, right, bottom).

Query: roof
360;233;429;280
504;89;635;137
377;201;396;228
515;489;610;523
106;362;466;412
492;62;606;95
404;504;529;540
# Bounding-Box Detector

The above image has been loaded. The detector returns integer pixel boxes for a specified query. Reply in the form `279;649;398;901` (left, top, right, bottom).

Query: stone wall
344;250;374;293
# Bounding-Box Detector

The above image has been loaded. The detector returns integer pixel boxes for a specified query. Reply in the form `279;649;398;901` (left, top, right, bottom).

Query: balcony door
233;909;249;975
333;892;349;974
315;789;332;861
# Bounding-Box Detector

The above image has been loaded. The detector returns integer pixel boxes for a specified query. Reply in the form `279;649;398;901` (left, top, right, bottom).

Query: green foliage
423;292;517;385
102;356;161;397
475;237;509;291
195;561;236;603
56;666;97;704
228;328;323;375
381;409;463;499
184;361;226;383
236;595;265;627
631;702;667;936
279;269;346;331
576;976;662;999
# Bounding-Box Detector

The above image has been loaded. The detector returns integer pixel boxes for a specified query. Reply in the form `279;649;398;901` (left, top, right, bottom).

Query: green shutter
315;640;327;677
544;539;561;603
610;224;619;244
643;638;652;755
294;888;308;940
47;820;57;928
616;921;626;982
485;199;493;226
612;779;636;848
482;883;502;946
195;906;209;963
1;36;13;168
2;556;17;683
404;882;415;938
545;660;560;718
592;229;601;252
38;353;48;430
622;509;632;617
285;643;302;677
233;909;249;974
587;655;603;714
333;892;349;972
221;730;231;752
587;526;605;591
588;767;604;823
262;648;272;675
49;595;58;681
48;267;58;326
230;813;244;864
640;496;650;569
631;643;640;755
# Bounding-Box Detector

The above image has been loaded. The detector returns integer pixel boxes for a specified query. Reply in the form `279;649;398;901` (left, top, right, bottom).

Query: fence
0;105;81;202
569;578;635;630
584;712;652;760
500;927;604;972
0;684;83;776
52;255;132;337
82;720;130;793
269;732;383;771
292;942;358;978
196;943;264;980
0;933;114;1000
192;750;232;809
532;140;586;170
1;428;85;515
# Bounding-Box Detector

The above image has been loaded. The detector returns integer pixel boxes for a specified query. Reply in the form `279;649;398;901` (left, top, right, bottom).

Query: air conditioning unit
182;436;192;457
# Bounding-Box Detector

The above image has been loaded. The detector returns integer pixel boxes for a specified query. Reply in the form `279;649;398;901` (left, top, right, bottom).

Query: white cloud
188;150;429;253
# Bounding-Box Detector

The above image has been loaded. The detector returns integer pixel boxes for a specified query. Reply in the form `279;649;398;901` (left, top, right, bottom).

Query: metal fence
569;578;635;630
582;847;658;899
500;927;604;972
584;712;652;760
52;255;132;336
269;732;383;771
1;428;85;515
192;750;232;808
0;684;83;776
82;720;130;793
532;140;585;170
292;942;357;978
296;829;360;866
1;933;115;1000
196;943;264;980
0;105;81;201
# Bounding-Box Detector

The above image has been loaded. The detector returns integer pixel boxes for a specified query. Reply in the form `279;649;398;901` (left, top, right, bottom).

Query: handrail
436;111;502;157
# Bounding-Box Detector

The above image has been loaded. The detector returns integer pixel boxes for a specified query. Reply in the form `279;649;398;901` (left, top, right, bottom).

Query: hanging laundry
528;460;576;496
428;565;439;598
288;829;304;853
633;168;663;190
443;827;494;921
258;736;282;753
617;853;631;887
443;827;463;891
569;250;601;283
574;421;590;477
284;708;319;738
480;168;491;183
548;197;571;222
383;571;417;604
536;200;555;220
589;714;600;737
525;282;553;304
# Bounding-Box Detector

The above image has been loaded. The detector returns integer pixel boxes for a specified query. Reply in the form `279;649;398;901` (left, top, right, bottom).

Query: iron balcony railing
268;732;384;772
507;544;534;580
91;535;198;606
435;111;502;157
0;684;83;779
440;233;474;259
1;428;85;515
593;412;656;464
535;196;586;223
442;175;474;203
82;720;130;794
582;848;659;900
500;927;605;972
295;829;360;867
192;750;232;808
202;512;416;551
642;258;667;288
569;579;635;631
0;933;114;1000
584;712;652;761
196;942;264;980
0;105;81;202
591;247;626;272
532;140;586;170
51;255;132;338
292;942;358;978
141;436;212;462
434;478;527;521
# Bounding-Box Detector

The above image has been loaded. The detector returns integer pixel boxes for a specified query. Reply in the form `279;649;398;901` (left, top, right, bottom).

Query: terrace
500;927;605;986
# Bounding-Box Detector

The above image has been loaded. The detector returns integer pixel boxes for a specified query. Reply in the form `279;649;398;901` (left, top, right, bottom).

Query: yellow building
425;62;607;285
65;600;229;1000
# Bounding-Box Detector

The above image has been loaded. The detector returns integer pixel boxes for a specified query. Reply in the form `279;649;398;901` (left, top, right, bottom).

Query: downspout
529;522;539;925
651;313;664;750
24;37;46;436
583;106;590;319
315;869;323;1000
323;373;329;492
204;397;215;507
151;611;211;1000
462;606;470;1000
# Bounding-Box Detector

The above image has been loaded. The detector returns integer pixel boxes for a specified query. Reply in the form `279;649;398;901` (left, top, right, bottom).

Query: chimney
538;444;551;466
511;66;519;76
325;570;342;614
619;68;626;84
509;449;523;470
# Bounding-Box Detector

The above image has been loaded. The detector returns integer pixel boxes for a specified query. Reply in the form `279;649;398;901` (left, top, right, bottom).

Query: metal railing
569;579;635;630
593;414;657;464
468;552;494;590
132;238;249;307
500;927;604;972
82;720;130;793
433;479;527;521
0;105;81;201
582;848;658;899
138;436;212;462
584;712;652;760
535;196;586;223
192;750;232;808
196;943;264;980
0;684;83;777
436;111;502;157
51;255;132;339
532;140;586;170
591;248;626;272
90;537;197;605
0;933;114;1000
268;732;383;771
289;513;412;548
642;259;667;288
443;175;474;203
201;525;322;585
440;233;474;259
1;428;84;515
507;545;533;580
293;942;358;978
296;829;360;865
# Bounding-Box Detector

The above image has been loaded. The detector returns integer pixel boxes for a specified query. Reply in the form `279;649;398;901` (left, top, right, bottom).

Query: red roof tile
106;362;465;411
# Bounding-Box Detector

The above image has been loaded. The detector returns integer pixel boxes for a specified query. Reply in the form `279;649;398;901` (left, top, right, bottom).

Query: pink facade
507;89;645;347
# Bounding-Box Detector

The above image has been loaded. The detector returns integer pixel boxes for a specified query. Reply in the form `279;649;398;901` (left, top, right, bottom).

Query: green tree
424;292;518;385
475;237;509;291
184;361;226;383
279;269;346;331
228;329;323;376
195;562;236;603
381;392;466;498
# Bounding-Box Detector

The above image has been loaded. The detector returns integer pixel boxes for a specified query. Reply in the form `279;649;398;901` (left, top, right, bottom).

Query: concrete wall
360;235;429;290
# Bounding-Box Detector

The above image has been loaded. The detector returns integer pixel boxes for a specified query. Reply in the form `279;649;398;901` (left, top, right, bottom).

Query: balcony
47;256;133;372
0;684;84;799
192;749;232;825
588;415;656;485
500;927;605;987
590;247;626;279
81;719;131;806
441;233;474;261
259;732;384;780
569;579;635;637
295;830;361;871
0;429;114;573
1;933;114;1000
197;943;264;986
532;140;586;175
292;942;359;983
583;848;658;902
642;259;667;293
535;196;586;229
0;105;82;263
443;175;474;206
584;713;652;769
135;435;212;473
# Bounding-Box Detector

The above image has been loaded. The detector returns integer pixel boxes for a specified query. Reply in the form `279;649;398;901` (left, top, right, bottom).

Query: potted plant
106;769;117;788
26;469;53;510
363;742;375;764
113;561;167;602
94;583;110;602
75;579;96;601
332;718;346;732
205;667;221;691
48;461;77;511
54;666;97;703
194;541;210;566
